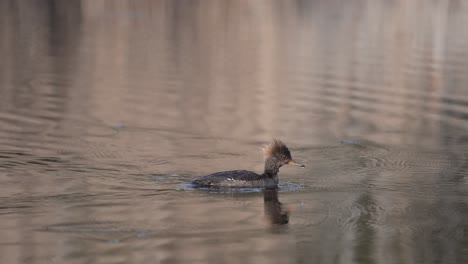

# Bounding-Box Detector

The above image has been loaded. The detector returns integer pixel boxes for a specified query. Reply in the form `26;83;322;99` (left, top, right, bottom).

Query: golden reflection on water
1;1;468;264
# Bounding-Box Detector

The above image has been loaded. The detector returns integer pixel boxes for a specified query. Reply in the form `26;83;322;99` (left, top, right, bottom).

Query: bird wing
192;170;262;186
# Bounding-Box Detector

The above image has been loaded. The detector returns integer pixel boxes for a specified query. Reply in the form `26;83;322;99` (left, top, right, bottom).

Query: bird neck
263;158;281;181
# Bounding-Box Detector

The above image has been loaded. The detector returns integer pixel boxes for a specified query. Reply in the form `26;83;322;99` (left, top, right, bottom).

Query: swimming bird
192;139;304;188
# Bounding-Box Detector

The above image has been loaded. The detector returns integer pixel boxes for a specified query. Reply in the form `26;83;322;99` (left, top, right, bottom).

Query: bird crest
261;139;291;160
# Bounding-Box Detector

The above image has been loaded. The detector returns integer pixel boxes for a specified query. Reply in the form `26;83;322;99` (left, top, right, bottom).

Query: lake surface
1;1;468;263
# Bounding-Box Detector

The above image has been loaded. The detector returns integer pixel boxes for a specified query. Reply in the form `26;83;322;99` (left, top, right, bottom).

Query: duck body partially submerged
192;139;304;188
192;170;278;188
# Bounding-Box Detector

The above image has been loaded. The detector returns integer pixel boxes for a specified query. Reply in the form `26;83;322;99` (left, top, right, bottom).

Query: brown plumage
192;139;304;188
262;139;289;158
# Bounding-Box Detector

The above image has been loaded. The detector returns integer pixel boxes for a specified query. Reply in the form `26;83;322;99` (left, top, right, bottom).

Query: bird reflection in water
263;187;289;225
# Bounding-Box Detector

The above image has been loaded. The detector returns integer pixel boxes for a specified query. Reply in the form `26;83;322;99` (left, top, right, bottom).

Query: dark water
1;1;468;263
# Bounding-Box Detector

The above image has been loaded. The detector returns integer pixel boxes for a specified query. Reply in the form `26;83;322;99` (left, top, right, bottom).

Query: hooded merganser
192;139;304;188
